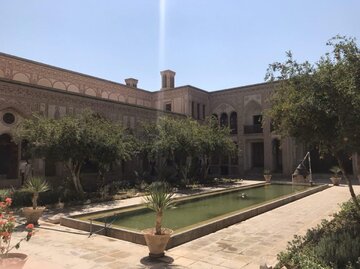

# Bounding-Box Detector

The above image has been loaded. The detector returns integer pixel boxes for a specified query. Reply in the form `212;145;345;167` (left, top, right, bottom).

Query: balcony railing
244;124;263;134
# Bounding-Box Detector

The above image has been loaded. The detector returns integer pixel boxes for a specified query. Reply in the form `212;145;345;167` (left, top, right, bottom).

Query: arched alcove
85;88;97;97
230;111;237;134
37;78;52;88
101;91;109;99
13;73;30;83
53;81;67;91
109;93;118;101
0;133;18;179
244;100;262;125
118;95;126;103
67;84;80;93
220;113;228;128
212;103;236;115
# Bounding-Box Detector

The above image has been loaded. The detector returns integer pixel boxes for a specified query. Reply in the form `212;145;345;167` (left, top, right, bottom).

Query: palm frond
23;177;51;194
143;181;174;213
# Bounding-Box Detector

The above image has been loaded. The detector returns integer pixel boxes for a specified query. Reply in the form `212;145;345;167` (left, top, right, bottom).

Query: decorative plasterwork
212;103;236;115
244;94;261;107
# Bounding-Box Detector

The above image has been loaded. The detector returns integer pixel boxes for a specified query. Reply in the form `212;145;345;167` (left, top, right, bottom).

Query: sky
0;0;359;91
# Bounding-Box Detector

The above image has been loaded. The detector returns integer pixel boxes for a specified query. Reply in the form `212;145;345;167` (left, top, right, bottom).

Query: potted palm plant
142;181;174;258
22;177;50;225
263;169;272;183
330;166;342;186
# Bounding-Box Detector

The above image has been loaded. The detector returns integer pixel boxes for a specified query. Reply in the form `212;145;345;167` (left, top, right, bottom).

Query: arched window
220;113;228;128
230;112;237;134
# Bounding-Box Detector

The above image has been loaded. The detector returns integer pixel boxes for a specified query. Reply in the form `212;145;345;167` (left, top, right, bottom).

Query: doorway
251;142;264;168
0;134;18;179
272;139;283;172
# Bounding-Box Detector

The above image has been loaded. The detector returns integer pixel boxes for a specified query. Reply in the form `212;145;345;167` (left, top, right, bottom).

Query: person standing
19;160;32;184
19;160;27;185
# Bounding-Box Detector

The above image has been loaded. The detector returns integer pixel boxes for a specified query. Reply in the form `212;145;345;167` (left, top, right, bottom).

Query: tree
143;181;174;235
265;36;360;211
140;117;200;183
139;116;236;184
15;111;136;194
197;117;236;181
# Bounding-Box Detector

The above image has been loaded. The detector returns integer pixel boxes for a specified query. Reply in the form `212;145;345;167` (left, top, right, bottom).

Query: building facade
0;52;357;187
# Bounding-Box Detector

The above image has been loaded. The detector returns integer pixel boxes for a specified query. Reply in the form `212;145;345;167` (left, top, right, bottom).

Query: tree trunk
32;193;38;209
65;161;84;194
204;157;210;180
180;156;192;184
155;211;163;235
200;155;209;181
335;154;360;212
355;152;360;184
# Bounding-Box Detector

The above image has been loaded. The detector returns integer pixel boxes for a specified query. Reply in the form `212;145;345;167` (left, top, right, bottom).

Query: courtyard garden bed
275;195;360;269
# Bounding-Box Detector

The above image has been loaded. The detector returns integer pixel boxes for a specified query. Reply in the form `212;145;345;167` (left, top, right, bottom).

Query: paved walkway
11;184;359;269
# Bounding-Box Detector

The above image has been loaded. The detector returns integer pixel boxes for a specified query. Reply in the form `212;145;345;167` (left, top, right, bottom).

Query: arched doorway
0;134;18;179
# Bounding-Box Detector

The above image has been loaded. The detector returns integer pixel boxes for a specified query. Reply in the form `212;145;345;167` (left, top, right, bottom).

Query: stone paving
10;184;359;269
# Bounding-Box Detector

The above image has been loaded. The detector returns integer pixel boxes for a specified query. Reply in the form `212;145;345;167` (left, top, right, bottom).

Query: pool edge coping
62;181;266;220
60;183;330;248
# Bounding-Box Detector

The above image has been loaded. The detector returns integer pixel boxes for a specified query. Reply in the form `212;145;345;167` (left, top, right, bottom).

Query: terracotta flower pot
22;206;45;225
0;253;28;269
143;228;173;258
264;174;272;183
330;176;341;186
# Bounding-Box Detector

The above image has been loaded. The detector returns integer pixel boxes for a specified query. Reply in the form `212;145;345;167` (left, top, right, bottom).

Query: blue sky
0;0;359;91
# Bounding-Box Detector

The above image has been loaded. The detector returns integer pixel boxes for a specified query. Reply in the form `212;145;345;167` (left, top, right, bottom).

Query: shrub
0;197;35;259
9;189;32;207
314;230;360;268
0;189;10;201
275;196;360;269
38;189;61;205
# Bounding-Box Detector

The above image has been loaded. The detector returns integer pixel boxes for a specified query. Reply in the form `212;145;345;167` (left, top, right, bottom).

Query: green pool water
92;184;310;231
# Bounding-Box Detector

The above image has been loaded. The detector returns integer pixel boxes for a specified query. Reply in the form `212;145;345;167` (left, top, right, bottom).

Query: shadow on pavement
140;255;181;268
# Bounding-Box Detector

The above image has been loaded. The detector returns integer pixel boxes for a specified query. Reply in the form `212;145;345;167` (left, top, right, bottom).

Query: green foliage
265;35;360;210
143;181;174;235
22;177;50;209
314;230;360;268
22;177;50;194
9;189;32;207
0;189;10;201
9;188;60;207
330;166;342;177
275;196;360;269
139;116;235;184
265;36;360;156
197;117;236;181
14;110;137;194
144;181;174;213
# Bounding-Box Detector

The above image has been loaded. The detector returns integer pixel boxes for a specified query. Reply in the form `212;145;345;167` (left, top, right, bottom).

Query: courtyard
8;183;357;269
1;1;360;268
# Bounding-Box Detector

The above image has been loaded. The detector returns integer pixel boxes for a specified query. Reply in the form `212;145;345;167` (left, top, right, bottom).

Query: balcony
244;124;263;134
